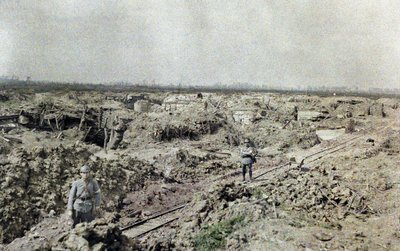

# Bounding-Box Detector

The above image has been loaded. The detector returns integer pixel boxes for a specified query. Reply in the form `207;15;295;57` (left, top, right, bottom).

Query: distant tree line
0;79;399;98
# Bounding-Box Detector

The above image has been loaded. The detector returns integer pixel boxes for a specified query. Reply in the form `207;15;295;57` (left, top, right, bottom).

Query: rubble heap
142;182;272;250
6;216;135;251
162;149;237;181
62;220;135;250
141;161;376;250
258;165;372;223
0;93;9;102
0;145;159;244
152;117;223;142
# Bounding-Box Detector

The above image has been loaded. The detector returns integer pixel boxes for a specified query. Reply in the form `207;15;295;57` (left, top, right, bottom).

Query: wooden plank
0;115;19;121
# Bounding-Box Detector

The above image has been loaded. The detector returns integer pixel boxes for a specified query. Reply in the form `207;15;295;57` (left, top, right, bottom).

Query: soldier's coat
68;178;101;213
240;146;255;165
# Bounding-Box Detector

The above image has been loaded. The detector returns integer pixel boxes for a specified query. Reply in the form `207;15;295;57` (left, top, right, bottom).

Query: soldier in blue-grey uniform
240;139;256;181
67;165;101;228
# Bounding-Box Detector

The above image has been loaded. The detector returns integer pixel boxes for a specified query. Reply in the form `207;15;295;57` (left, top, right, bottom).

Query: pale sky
1;0;400;88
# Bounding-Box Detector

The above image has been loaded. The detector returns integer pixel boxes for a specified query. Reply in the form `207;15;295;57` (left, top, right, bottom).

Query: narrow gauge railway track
122;203;189;238
251;133;365;181
121;132;368;238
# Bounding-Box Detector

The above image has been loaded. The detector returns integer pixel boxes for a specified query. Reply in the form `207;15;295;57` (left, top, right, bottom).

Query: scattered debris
1;90;400;250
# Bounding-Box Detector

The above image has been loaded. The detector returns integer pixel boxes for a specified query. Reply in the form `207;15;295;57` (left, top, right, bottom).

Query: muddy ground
0;89;399;250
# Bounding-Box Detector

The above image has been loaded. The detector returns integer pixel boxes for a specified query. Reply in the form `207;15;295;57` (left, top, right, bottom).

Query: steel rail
303;134;363;160
121;203;187;232
133;217;179;238
250;134;365;182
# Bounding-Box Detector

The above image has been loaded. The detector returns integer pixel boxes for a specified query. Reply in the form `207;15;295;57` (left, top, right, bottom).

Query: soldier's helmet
80;165;91;173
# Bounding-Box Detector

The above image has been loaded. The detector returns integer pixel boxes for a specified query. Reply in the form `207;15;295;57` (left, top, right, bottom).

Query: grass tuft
194;215;245;251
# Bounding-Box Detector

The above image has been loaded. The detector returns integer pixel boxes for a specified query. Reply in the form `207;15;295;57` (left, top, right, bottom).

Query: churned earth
0;89;399;250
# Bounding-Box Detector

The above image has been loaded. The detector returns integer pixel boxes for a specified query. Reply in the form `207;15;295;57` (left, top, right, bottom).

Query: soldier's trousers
72;210;94;228
242;163;253;180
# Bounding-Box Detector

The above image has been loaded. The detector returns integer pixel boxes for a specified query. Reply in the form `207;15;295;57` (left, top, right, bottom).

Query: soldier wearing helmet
67;165;101;228
240;139;257;181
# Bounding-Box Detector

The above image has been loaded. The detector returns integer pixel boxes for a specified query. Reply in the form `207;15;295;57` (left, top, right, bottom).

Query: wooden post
78;108;86;131
82;126;92;141
40;110;46;127
98;107;103;128
47;118;55;132
273;197;278;218
103;118;108;153
104;128;108;153
60;115;65;130
0;135;10;142
55;116;59;131
110;115;116;146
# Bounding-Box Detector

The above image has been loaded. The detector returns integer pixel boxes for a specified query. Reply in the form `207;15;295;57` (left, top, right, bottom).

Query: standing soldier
293;105;298;121
108;119;127;150
381;103;386;118
240;139;256;181
67;165;101;228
